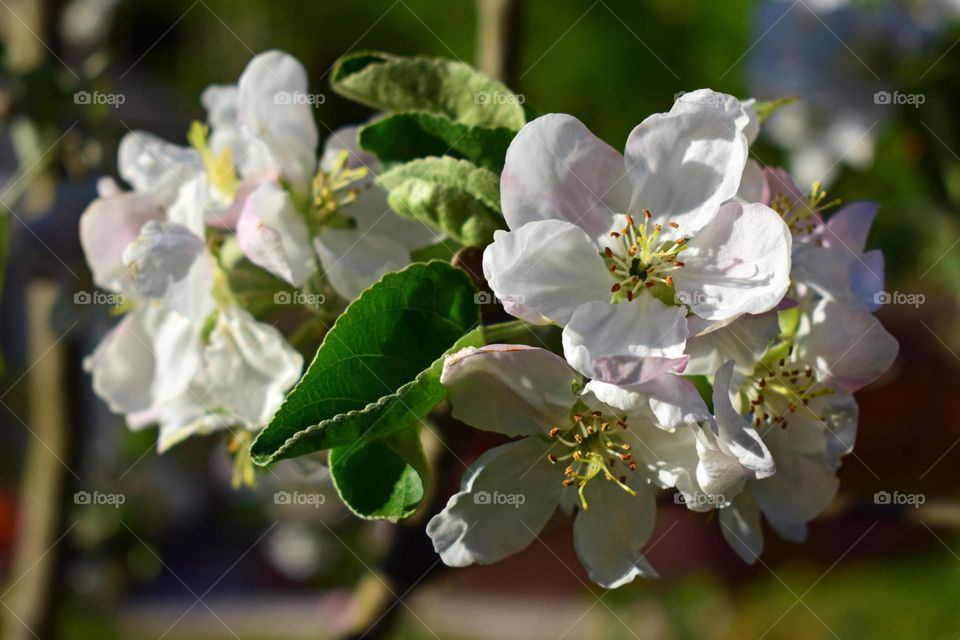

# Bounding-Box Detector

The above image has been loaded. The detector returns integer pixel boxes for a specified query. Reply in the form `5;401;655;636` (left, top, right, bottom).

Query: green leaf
250;261;481;466
378;157;504;247
754;96;798;122
330;51;526;130
359;112;515;172
329;428;427;521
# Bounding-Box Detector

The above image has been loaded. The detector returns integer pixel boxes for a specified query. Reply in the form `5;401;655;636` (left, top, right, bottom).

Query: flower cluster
428;90;898;587
79;50;435;455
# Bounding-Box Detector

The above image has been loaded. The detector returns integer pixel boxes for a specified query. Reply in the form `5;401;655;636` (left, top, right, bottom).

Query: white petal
675;202;791;321
823;201;877;253
441;345;578;437
204;306;303;426
670;90;756;139
483;220;610;326
562;296;688;382
238;50;318;189
237;182;316;286
500;114;630;238
122;221;216;324
736;159;768;203
84;306;201;417
314;228;411;300
585;375;710;431
684;312;781;377
117;130;201;205
426;437;561;567
79;191;163;292
573;479;658;588
712;360;776;479
625;108;747;234
719;492;763;564
802;299;898;392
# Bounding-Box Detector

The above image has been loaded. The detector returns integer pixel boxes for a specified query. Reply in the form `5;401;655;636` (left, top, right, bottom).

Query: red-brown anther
591;410;602;418
643;209;652;219
616;420;627;429
574;415;584;422
611;283;622;293
665;275;674;287
631;275;640;284
564;466;574;475
669;222;679;229
626;290;635;301
610;231;621;238
759;378;766;388
628;245;638;256
628;461;638;471
604;247;614;257
626;214;635;226
619;475;627;484
548;427;561;437
644;281;656;288
619;453;632;462
609;265;618;272
675;260;686;267
547;454;558;464
562;479;575;486
574;434;583;443
609;457;617;467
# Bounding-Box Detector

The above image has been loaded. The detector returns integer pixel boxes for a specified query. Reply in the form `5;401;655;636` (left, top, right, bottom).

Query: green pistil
602;210;687;303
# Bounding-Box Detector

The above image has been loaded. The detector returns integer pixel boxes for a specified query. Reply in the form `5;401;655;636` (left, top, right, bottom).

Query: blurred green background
2;0;960;638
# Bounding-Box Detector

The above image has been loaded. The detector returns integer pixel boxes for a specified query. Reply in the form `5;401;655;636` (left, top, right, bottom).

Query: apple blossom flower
483;91;792;385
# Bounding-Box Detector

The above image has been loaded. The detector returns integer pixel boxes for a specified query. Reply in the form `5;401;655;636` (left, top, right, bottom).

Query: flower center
188;121;239;200
769;180;839;240
744;355;834;430
602;210;686;302
545;410;637;509
309;149;369;230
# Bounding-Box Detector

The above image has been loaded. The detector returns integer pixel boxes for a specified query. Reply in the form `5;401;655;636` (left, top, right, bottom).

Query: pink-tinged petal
736;159;769;204
117;130;201;205
802;299;898;392
237;182;316;286
573;479;658;588
314;228;410;300
674;202;792;321
482;220;611;326
441;345;579;437
562;296;688;381
824;201;878;253
79;192;164;292
850;250;884;311
711;361;775;480
238;50;318;189
426;437;561;567
500;114;630;238
625;108;748;234
762;167;804;207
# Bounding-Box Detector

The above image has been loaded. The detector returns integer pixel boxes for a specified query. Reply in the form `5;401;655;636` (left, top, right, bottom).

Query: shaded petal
585;375;711;431
238;50;318;189
483;220;610;325
573;479;658;588
562;296;688;382
684;312;781;377
79;191;164;292
675;202;791;321
204;306;304;426
122;221;216;324
237;182;316;286
500;114;630;238
719;492;763;564
823;201;878;253
426;437;561;567
712;360;776;479
625;108;747;234
802;299;898;392
736;159;768;204
441;345;578;437
670;90;756;138
314;228;411;300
